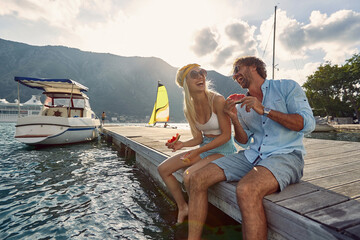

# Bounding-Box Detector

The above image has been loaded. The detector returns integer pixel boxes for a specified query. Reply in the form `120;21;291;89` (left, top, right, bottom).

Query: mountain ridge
0;38;244;122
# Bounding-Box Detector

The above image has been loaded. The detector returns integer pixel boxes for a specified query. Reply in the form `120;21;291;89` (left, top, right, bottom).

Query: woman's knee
157;163;168;178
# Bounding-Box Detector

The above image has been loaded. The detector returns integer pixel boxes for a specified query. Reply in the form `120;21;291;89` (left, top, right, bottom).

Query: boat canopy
14;77;88;94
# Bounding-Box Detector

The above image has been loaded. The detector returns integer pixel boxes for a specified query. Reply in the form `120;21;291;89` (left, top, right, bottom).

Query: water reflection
305;130;360;142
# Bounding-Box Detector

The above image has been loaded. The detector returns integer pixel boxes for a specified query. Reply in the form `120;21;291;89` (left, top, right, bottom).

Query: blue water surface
0;123;177;240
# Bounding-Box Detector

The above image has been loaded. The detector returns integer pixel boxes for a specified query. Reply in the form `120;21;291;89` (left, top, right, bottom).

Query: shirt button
263;122;265;124
265;134;268;137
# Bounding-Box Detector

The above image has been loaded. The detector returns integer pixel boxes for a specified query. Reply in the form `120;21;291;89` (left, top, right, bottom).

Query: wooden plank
303;161;360;181
305;144;356;157
305;150;360;165
276;190;349;214
305;200;360;231
265;181;318;202
303;138;345;147
346;224;360;239
330;181;360;199
264;200;350;240
308;168;360;189
207;183;349;240
303;153;360;170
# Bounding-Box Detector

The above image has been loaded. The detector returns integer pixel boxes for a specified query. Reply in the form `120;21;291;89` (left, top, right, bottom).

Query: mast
272;5;277;79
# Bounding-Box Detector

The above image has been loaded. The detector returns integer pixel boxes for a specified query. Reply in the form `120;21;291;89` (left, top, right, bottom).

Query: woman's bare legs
158;151;200;223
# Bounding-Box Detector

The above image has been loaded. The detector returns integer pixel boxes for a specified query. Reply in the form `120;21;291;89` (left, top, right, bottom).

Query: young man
187;56;315;240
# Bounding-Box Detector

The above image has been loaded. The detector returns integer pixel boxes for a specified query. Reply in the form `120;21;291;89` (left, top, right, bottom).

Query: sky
1;0;360;85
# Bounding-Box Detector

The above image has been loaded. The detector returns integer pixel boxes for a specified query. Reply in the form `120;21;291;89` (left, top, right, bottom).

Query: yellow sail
148;82;169;125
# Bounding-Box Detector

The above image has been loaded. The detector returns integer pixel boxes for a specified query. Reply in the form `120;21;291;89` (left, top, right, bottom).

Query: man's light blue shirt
236;79;316;163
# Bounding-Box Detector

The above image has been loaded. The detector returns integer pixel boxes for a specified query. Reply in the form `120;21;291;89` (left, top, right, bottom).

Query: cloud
191;28;218;57
225;21;257;50
306;10;360;48
212;46;236;68
191;20;258;72
254;8;360;83
277;9;360;61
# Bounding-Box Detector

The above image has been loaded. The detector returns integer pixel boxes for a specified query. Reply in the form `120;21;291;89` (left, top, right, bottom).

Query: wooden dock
102;125;360;240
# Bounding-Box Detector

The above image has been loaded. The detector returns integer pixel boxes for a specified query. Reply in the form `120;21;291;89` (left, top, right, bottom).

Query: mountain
0;38;244;122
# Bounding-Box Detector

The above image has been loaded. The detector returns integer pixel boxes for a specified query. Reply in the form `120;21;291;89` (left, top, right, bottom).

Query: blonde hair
176;64;216;137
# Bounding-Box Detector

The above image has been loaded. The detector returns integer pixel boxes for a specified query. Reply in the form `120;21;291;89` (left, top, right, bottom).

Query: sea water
0;123;242;240
0;123;181;240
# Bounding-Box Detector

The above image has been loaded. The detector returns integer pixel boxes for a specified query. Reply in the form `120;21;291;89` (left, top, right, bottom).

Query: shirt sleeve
284;80;316;134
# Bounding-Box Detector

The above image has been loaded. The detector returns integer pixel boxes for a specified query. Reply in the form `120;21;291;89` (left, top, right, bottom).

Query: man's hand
239;96;264;115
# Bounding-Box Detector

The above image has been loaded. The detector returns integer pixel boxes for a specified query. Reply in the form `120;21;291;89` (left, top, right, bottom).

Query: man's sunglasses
190;69;207;79
232;66;240;79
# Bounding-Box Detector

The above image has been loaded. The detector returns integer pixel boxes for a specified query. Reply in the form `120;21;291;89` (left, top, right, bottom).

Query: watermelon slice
167;133;180;144
228;94;246;104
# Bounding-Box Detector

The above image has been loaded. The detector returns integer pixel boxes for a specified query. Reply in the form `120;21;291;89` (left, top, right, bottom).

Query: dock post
124;146;135;160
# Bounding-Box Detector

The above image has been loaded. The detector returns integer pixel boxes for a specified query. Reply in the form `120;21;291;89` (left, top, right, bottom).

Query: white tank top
195;112;222;135
195;94;222;135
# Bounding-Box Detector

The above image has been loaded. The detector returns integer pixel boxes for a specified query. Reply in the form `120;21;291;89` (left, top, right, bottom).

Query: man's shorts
211;150;304;191
199;136;237;159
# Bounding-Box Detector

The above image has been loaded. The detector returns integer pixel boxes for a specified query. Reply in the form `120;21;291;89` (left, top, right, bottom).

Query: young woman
157;63;236;223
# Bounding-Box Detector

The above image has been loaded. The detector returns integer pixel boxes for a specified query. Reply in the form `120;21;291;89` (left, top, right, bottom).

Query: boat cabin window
44;94;85;109
73;99;85;108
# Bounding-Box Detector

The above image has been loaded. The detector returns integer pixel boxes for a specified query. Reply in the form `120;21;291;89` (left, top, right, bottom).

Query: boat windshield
44;94;85;108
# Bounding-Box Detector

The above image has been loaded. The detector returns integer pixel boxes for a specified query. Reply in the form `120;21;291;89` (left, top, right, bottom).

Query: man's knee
236;181;261;206
237;182;251;200
183;170;191;187
189;169;208;192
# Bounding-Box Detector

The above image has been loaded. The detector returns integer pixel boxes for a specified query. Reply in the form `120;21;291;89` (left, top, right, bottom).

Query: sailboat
148;81;170;127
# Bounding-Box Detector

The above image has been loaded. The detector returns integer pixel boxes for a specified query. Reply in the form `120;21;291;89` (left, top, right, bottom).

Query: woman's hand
166;140;184;151
180;149;198;164
224;98;238;121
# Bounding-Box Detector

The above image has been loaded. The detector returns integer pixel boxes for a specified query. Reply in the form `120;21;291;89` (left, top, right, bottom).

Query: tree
343;54;360;120
303;54;360;120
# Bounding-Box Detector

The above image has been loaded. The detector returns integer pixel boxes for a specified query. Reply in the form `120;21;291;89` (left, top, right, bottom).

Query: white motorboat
313;116;335;132
14;77;101;146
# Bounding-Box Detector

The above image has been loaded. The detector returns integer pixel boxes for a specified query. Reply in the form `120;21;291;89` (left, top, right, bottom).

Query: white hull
313;123;335;132
15;115;101;146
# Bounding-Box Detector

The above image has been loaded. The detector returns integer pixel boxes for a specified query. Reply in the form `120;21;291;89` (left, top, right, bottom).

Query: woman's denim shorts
199;136;237;159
